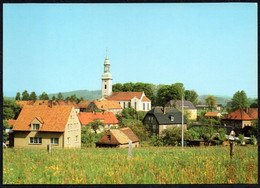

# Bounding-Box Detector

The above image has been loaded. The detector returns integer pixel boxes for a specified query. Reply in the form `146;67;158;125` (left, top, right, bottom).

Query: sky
3;3;258;98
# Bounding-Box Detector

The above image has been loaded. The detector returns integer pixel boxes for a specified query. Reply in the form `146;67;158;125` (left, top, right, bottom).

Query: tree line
15;90;83;103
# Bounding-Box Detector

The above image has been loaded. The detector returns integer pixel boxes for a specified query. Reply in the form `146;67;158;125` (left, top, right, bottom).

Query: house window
147;103;149;110
152;124;156;130
32;124;39;130
134;102;137;110
75;135;78;142
30;137;42;144
171;116;174;121
105;85;107;89
124;102;125;108
67;137;70;144
128;102;131;108
107;135;111;141
51;138;59;145
143;103;145;110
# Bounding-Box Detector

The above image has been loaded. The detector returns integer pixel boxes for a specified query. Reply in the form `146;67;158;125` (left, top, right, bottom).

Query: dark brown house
96;127;139;148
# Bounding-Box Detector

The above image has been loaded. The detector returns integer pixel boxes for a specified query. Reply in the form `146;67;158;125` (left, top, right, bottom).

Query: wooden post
128;141;132;159
47;143;51;153
229;140;235;159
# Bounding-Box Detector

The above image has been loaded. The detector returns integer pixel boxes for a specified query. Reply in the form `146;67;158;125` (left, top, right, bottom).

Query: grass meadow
3;146;258;184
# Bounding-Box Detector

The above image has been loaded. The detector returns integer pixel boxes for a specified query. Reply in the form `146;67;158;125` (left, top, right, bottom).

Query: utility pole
181;95;184;149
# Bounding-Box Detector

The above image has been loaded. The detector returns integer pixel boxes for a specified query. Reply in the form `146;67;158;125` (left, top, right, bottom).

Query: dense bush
81;127;105;147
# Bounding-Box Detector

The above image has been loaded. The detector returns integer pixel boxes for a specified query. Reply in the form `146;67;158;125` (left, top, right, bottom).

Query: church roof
106;92;150;101
77;112;118;125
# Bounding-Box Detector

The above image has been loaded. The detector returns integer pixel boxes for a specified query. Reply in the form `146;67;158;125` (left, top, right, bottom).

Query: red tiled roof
94;100;122;109
222;109;253;120
16;100;79;108
77;112;119;125
12;105;73;132
141;96;151;102
7;120;16;126
204;112;221;117
106;92;144;101
247;108;258;119
78;101;92;108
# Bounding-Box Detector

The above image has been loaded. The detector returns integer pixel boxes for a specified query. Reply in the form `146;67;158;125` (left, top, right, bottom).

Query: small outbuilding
96;127;139;148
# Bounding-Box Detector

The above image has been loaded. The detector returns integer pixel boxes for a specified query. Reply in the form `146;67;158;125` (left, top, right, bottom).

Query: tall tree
205;95;217;111
87;120;105;134
156;83;183;106
122;82;134;91
3;99;21;120
57;92;64;100
29;91;37;100
52;96;56;100
231;90;249;111
15;92;21;100
39;92;49;100
185;90;198;105
112;83;123;92
250;98;258;108
22;90;30;101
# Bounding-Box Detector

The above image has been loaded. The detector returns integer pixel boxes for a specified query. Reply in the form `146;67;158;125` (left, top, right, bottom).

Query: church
100;51;152;112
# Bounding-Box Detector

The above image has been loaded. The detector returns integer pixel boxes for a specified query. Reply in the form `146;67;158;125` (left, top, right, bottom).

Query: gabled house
204;112;222;119
77;112;119;133
103;91;151;111
222;108;258;129
12;105;81;149
143;107;187;136
165;100;197;120
96;127;139;148
78;100;122;115
16;100;80;113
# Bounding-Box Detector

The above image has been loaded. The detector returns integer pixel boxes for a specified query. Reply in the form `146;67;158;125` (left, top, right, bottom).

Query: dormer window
107;135;111;141
32;124;39;130
170;116;174;121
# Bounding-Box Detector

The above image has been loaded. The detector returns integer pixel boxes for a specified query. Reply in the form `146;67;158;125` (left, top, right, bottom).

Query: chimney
163;106;166;114
245;107;249;114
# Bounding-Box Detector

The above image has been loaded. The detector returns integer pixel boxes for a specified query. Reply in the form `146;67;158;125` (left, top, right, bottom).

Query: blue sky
3;3;257;98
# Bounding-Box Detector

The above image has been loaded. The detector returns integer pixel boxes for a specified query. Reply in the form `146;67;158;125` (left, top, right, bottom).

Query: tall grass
3;146;257;184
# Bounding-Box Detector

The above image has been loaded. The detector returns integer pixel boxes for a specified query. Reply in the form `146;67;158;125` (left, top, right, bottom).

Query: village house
165;100;197;120
143;107;187;136
78;100;122;115
222;108;258;129
12;105;81;149
204;112;222;119
96;127;139;148
16;100;80;113
99;51;151;111
77;111;119;133
196;103;223;111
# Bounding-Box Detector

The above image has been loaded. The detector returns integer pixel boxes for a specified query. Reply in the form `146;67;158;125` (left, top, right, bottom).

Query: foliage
161;127;192;146
188;126;215;141
29;91;37;100
250;135;257;145
57;92;64;100
3;146;258;184
81;126;105;147
205;95;216;111
3;99;21;120
65;94;81;103
52;96;56;100
15;92;21;100
156;83;184;106
3;120;10;143
238;134;245;145
39;92;49;100
87;120;105;134
22;90;30;101
184;90;198;105
217;128;227;142
231;90;249;111
249;98;258;108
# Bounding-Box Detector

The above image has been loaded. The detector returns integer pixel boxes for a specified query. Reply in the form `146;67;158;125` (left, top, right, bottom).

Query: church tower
101;49;113;97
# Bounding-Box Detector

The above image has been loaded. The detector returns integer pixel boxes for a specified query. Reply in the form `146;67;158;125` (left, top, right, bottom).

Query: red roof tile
16;100;79;108
7;120;16;126
77;112;118;125
141;96;151;102
106;92;144;101
12;105;73;132
78;101;92;108
94;100;122;109
222;109;253;120
247;108;258;119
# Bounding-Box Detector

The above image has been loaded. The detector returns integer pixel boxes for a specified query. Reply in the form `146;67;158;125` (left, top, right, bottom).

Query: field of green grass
3;146;258;184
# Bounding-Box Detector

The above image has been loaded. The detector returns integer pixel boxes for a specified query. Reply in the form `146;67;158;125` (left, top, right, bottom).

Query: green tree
87;120;105;134
112;83;123;92
3;99;21;120
161;127;192;146
39;92;49;100
81;126;106;147
29;91;37;100
15;92;21;100
3;120;10;143
57;92;64;100
185;90;198;105
52;96;56;100
22;90;30;101
156;83;184;106
68;94;79;103
250;98;257;108
205;95;217;111
122;82;135;91
231;90;249;111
